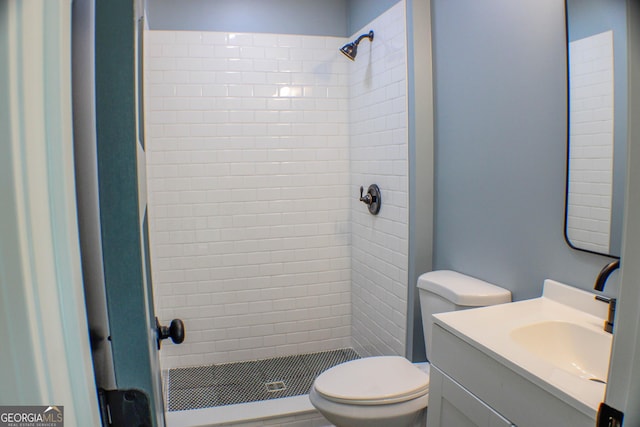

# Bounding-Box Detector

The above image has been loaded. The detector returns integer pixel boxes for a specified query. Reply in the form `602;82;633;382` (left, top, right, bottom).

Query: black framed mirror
565;0;628;258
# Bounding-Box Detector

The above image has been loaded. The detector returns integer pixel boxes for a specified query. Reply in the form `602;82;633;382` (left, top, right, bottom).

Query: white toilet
309;270;511;427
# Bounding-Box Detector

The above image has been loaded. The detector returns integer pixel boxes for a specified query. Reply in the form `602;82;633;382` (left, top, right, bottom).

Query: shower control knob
156;317;185;349
359;186;372;205
358;184;381;215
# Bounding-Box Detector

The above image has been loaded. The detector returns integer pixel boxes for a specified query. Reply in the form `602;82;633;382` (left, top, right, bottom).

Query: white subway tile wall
567;31;614;253
349;2;409;357
145;30;352;369
144;1;409;369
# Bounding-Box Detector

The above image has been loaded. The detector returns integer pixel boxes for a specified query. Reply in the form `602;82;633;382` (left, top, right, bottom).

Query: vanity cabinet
427;322;595;427
427;366;514;427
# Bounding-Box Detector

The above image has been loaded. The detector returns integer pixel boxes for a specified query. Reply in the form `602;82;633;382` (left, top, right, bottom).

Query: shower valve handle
156;317;185;349
359;184;381;215
359;186;373;205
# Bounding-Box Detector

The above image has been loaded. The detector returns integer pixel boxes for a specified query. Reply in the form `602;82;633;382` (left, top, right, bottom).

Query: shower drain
265;381;287;392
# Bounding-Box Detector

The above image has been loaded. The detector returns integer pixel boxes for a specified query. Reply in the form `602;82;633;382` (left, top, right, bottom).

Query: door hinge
98;389;152;427
597;402;624;427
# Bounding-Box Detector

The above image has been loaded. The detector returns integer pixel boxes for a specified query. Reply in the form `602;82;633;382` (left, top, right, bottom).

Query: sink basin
510;321;612;382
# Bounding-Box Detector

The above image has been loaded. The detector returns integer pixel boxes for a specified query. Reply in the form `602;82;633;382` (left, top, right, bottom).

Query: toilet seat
313;356;429;406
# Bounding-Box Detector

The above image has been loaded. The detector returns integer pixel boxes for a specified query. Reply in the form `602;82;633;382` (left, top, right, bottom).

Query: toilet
309;270;511;427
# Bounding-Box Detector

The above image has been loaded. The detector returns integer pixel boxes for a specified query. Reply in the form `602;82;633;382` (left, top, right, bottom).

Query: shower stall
143;1;416;423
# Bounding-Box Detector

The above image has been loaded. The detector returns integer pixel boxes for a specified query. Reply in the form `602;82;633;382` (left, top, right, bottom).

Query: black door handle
156;317;185;349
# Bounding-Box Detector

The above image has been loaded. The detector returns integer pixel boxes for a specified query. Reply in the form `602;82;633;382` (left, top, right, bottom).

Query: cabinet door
428;366;514;427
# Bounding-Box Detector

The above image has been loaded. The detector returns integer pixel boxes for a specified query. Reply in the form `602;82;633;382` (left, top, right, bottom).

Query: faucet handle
358;185;381;215
595;295;616;333
359;186;371;204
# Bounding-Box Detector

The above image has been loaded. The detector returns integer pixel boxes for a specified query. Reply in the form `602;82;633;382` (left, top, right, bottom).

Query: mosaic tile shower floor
166;348;360;411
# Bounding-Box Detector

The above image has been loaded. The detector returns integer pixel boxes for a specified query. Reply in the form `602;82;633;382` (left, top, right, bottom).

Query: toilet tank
417;270;511;359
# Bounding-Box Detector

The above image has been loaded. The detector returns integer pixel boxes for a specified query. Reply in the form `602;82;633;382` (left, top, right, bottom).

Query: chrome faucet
594;259;620;333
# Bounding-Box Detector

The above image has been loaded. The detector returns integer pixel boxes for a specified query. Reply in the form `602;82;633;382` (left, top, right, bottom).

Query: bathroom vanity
426;280;612;427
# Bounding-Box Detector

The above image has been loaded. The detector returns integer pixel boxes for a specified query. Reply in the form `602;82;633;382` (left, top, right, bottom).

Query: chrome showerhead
339;30;374;61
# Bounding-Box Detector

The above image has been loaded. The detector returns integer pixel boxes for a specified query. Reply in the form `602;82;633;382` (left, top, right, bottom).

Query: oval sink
510;321;612;381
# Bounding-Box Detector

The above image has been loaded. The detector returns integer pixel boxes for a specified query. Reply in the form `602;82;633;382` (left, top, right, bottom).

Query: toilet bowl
309;356;429;427
310;270;511;427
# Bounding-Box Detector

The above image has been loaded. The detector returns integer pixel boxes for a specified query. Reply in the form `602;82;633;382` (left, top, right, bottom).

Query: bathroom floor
165;348;360;411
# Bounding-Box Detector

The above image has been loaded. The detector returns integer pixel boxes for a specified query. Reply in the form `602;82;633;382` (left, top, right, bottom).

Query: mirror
565;0;628;257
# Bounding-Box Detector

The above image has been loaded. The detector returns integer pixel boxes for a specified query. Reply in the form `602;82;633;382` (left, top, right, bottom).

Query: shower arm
354;31;374;47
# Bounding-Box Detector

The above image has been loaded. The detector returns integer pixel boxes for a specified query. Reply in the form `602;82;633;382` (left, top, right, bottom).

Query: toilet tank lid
417;270;511;306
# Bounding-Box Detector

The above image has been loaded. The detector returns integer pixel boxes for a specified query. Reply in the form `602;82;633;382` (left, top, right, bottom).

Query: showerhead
339;30;374;61
339;43;357;61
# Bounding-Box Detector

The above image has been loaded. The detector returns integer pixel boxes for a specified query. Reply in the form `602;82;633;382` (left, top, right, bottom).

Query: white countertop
433;280;612;418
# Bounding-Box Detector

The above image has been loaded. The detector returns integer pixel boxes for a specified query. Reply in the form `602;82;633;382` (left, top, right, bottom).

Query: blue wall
146;0;348;35
431;0;618;300
146;0;400;37
347;0;400;35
